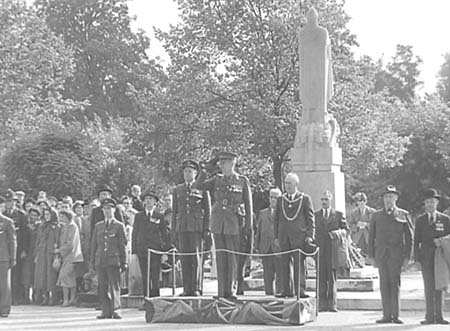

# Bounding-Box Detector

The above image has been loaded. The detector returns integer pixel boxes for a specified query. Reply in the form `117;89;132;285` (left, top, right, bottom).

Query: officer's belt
214;199;239;211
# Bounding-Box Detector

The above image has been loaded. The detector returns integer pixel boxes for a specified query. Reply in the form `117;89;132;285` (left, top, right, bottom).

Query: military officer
414;188;450;325
368;185;413;324
90;198;127;319
274;172;315;298
0;197;17;318
3;189;27;305
197;151;253;299
173;160;211;296
89;184;124;236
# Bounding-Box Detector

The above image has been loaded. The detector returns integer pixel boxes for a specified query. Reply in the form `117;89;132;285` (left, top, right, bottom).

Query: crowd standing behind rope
0;152;449;325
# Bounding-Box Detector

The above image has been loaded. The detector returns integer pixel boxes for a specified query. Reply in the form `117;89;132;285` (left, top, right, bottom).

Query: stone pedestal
290;144;346;213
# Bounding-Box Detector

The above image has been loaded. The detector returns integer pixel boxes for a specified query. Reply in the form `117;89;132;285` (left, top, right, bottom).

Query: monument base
144;295;316;326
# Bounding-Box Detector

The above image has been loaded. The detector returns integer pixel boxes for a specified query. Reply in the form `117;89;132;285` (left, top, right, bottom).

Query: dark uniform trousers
414;212;450;322
97;266;121;316
0;263;12;315
138;253;161;297
214;233;240;297
179;232;203;294
378;249;402;320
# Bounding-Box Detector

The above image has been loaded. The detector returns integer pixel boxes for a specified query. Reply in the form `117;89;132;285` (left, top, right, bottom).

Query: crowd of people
0;151;450;326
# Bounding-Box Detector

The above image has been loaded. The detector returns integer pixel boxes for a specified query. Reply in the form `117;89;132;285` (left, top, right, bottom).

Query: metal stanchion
172;250;176;296
297;249;301;301
199;248;204;295
147;249;151;299
315;248;320;316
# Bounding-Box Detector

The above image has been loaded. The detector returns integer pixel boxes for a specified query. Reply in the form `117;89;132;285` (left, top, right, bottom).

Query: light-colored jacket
435;234;450;290
59;221;83;263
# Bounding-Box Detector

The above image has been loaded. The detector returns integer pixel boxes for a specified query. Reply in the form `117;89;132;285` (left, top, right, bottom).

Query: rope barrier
147;246;319;257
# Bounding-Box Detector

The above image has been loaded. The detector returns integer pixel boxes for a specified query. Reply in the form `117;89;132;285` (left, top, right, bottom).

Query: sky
129;0;450;94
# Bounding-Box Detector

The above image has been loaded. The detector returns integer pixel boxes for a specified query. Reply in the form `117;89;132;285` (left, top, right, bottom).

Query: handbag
52;254;62;272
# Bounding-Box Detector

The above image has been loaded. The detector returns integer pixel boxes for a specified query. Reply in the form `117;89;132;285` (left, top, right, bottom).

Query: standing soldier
274;173;315;298
0;196;17;318
197;151;253;299
90;184;124;236
90;198;127;319
368;185;413;324
173;160;211;296
3;189;27;305
414;188;450;325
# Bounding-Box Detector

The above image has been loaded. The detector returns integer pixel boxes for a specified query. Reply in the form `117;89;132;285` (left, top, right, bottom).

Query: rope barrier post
172;250;176;296
147;249;151;299
315;247;320;316
200;248;204;295
297;249;301;301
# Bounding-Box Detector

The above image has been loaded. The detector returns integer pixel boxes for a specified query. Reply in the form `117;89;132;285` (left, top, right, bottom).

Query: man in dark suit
3;189;27;305
90;184;124;236
255;188;282;295
130;185;143;212
132;191;169;298
414;188;450;325
197;151;253;299
0;199;17;318
173;160;211;296
90;198;127;320
315;190;348;312
368;185;413;324
274;172;315;298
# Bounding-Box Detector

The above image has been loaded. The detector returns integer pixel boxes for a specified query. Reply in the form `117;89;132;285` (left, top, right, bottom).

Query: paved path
1;305;449;331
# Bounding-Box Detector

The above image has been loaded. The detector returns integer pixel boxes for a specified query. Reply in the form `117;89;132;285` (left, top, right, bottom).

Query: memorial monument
290;7;345;212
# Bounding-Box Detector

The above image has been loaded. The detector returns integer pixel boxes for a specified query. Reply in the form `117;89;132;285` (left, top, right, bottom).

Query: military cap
101;197;117;208
381;185;400;197
15;191;25;198
182;159;200;171
142;190;159;202
5;189;18;201
217;151;238;160
422;188;440;201
97;184;113;195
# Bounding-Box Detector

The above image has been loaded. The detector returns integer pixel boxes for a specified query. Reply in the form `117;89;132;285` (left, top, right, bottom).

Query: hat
36;199;50;209
24;197;36;205
182;159;200;171
5;189;18;201
142;191;159;202
353;192;367;202
217;151;238;160
73;200;85;208
47;196;58;202
381;185;400;197
97;184;113;195
101;198;117;208
15;191;25;198
422;188;440;201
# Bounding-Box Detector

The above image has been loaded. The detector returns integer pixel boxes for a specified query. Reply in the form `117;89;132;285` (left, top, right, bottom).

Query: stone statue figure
296;7;337;148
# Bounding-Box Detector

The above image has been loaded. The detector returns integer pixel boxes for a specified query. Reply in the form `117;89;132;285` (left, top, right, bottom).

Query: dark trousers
236;254;247;295
280;249;306;296
138;253;161;297
378;255;402;319
178;232;203;294
97;265;121;317
318;246;337;309
420;256;444;321
0;262;11;315
261;252;282;295
11;261;23;304
214;233;240;297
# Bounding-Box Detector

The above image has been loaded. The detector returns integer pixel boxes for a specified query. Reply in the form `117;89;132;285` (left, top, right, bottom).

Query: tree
35;0;153;123
0;0;79;147
437;53;450;103
374;44;423;103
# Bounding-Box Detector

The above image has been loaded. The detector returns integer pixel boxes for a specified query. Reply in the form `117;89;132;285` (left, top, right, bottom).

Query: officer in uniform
90;198;127;319
0;196;17;318
90;184;124;236
414;188;450;325
3;189;27;305
172;160;211;296
274;172;315;298
197;151;253;299
368;185;413;324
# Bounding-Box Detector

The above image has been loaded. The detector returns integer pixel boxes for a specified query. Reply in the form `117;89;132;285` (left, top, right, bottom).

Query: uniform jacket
414;211;450;263
4;207;27;259
89;206;124;235
368;207;413;265
315;209;349;269
90;218;127;268
131;210;168;256
274;192;315;246
434;234;450;290
58;221;84;263
255;208;280;254
197;172;253;235
0;214;17;263
172;182;211;233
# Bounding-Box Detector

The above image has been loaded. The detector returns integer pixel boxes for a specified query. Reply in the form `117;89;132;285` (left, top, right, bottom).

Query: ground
1;306;449;331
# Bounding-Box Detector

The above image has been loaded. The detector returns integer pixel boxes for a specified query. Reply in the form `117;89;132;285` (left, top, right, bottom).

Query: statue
296;7;337;148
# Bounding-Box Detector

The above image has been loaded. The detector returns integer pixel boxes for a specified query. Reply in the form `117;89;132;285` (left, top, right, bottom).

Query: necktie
429;213;434;224
324;209;328;219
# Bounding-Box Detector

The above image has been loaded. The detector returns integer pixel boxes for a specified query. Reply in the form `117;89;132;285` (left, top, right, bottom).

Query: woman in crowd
55;210;83;306
34;207;61;305
22;208;41;303
348;192;375;258
73;200;90;292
